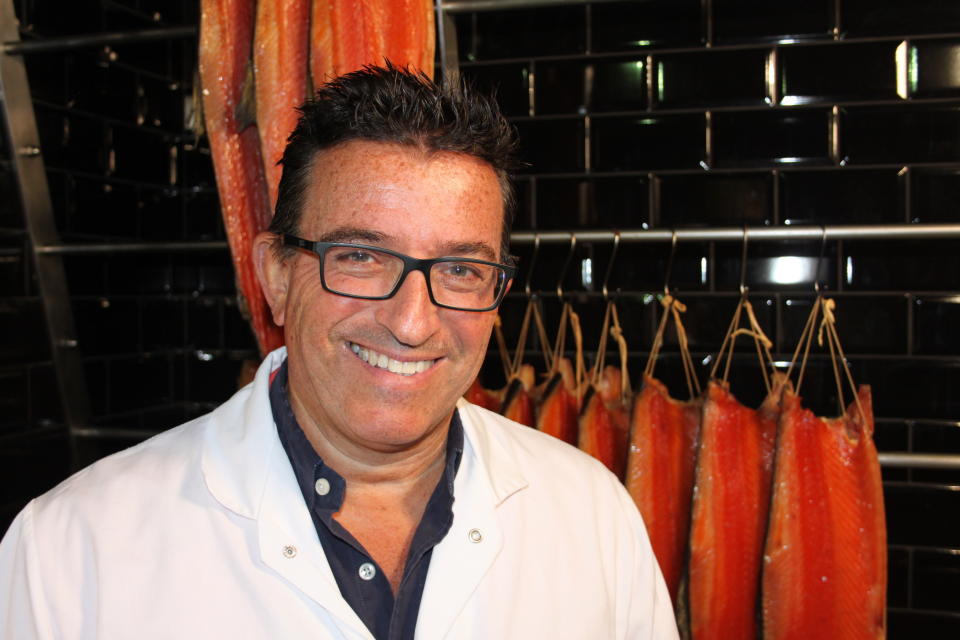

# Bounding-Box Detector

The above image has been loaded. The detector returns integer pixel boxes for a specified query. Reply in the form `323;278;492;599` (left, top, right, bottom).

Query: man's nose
375;269;441;347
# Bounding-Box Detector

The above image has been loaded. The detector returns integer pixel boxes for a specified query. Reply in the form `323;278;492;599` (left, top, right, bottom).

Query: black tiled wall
0;1;256;530
457;1;960;634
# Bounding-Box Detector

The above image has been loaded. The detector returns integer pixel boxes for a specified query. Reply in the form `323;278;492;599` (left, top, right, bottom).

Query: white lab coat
0;348;678;639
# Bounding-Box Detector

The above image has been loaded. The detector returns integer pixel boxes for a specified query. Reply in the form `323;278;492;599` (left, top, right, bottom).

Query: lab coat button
358;562;376;581
468;528;483;543
282;545;297;558
315;477;331;496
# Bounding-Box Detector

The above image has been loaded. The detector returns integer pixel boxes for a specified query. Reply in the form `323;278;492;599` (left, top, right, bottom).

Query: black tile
592;58;648;113
0;368;28;431
461;64;529;117
108;355;171;414
535;61;586;116
186;353;246;403
659;172;773;227
0;171;21;230
856;360;960;421
74;298;139;357
181;145;217;191
780;169;903;226
511;179;533;230
911;168;960;223
514;119;584;174
0;299;50;364
842;106;960;165
884;483;960;548
83;359;108;417
111;126;173;183
779;42;899;105
714;0;833;44
534;176;649;230
716;242;835;292
887;610;960;638
874;419;908;451
914;297;960;355
0;241;27;298
844;240;960;291
187;297;221;349
912;39;960;99
138;189;183;241
655;49;769;108
911;422;960;485
781;296;906;354
183;190;223;240
0;427;70;515
592;114;705;171
591;0;702;52
913;549;960;613
457;7;586;61
142;298;184;351
23;51;67;105
713;108;832;168
224;297;258;351
887;547;910;609
104;254;172;295
843;0;960;37
66;178;138;240
139;76;184;132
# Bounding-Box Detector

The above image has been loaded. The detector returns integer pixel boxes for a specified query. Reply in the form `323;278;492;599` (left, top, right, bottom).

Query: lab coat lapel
415;401;529;639
201;348;372;639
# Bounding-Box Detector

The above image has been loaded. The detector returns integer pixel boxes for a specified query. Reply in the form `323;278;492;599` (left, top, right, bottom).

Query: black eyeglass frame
283;234;517;312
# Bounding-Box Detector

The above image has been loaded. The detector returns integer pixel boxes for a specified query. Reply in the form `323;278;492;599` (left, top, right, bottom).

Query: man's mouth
349;342;437;376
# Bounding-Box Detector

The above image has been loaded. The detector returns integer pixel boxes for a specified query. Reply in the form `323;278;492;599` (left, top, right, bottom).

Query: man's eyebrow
316;227;389;244
439;241;499;262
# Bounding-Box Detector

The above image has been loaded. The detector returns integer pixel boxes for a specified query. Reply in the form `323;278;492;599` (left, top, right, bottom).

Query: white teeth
348;342;435;376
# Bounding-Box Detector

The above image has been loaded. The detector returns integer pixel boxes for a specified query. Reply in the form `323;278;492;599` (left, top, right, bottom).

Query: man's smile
348;341;439;376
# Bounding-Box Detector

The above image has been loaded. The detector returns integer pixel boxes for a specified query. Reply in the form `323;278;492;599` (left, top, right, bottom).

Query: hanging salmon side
502;364;536;427
579;366;631;477
537;357;579;445
686;378;784;639
625;374;702;602
762;386;886;640
254;0;309;208
199;0;284;356
310;0;436;87
464;376;501;413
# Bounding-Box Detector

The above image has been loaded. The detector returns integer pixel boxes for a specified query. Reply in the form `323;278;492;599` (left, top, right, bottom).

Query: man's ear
253;232;289;326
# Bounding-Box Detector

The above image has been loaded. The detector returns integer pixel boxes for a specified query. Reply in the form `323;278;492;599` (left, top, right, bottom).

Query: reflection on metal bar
37;240;229;255
510;223;960;244
441;0;622;12
72;427;163;441
879;452;960;470
3;26;197;55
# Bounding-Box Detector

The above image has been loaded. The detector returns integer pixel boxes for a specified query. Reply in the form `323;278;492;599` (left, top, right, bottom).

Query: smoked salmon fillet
536;357;579;445
254;0;309;208
464;377;501;413
199;0;283;356
579;365;631;477
686;378;784;639
762;386;886;640
310;0;436;86
502;364;535;427
625;374;702;602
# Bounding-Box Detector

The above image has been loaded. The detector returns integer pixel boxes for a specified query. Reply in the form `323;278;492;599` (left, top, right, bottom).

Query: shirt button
468;528;483;543
358;562;376;581
282;545;297;558
315;477;331;496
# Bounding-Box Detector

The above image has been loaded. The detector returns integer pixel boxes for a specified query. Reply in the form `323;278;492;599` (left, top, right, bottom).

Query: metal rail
2;25;196;55
879;453;960;470
33;223;960;255
441;0;623;11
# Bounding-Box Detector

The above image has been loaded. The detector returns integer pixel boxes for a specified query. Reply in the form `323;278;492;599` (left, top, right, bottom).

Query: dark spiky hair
269;62;519;260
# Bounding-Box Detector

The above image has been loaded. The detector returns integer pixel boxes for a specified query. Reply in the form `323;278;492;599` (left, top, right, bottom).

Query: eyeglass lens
323;245;504;310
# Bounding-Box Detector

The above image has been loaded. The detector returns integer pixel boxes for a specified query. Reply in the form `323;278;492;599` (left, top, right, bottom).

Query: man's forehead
313;225;499;261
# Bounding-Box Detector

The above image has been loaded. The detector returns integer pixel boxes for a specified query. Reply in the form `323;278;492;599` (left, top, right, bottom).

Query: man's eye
337;250;375;264
444;263;481;279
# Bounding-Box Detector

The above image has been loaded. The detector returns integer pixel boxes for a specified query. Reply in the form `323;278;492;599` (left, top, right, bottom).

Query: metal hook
663;230;678;296
739;225;750;296
556;233;577;300
601;231;621;300
524;233;540;298
814;225;827;294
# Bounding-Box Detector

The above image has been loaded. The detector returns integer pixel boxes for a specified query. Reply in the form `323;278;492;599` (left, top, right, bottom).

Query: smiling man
0;65;677;639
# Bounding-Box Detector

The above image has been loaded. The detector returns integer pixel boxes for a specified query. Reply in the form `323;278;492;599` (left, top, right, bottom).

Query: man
0;65;677;639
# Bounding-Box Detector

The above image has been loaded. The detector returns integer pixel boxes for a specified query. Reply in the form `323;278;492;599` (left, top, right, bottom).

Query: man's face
268;140;506;453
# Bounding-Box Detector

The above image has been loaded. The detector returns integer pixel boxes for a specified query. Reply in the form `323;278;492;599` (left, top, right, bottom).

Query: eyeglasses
283;234;516;312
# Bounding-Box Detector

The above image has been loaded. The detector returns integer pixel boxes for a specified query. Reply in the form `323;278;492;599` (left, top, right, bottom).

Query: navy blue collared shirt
270;360;463;640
